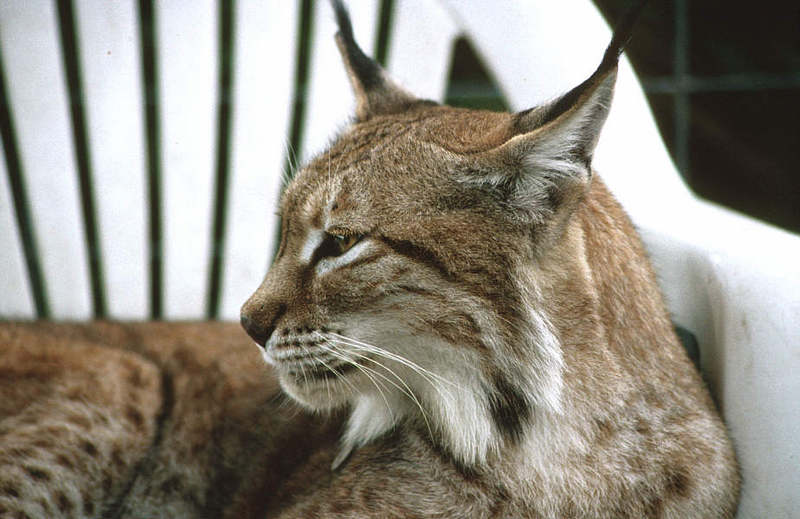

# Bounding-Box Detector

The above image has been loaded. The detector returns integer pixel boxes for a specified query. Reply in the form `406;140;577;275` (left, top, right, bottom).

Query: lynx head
242;1;636;468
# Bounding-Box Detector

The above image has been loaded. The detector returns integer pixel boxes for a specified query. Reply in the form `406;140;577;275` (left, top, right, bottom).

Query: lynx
0;1;739;517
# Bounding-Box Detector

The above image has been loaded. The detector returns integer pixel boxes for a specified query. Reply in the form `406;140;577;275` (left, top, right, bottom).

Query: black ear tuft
330;0;382;90
525;0;650;133
597;0;650;75
330;0;419;120
330;0;354;40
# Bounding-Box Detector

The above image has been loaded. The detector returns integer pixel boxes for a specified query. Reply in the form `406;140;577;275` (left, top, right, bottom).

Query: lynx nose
240;313;272;347
240;302;286;348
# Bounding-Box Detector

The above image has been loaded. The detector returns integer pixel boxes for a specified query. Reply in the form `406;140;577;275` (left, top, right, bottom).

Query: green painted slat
674;324;700;370
56;0;107;318
673;0;690;181
206;0;237;319
0;44;50;318
271;0;315;263
138;0;163;319
445;37;509;112
373;0;395;67
285;0;314;176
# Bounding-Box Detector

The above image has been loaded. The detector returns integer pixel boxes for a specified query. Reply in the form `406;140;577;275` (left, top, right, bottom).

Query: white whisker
328;335;458;412
316;342;395;421
329;332;467;397
354;358;434;441
321;336;435;440
314;355;360;394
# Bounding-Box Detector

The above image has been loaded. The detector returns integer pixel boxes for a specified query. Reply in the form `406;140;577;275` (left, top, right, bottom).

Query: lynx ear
331;0;418;120
472;1;647;222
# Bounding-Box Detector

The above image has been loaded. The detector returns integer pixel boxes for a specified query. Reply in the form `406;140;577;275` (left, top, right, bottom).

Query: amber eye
331;233;360;255
314;231;362;262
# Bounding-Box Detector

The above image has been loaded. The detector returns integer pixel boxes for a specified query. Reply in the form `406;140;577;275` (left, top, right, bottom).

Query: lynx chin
0;1;739;517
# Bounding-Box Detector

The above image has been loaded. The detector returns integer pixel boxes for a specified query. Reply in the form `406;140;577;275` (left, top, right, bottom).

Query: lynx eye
332;233;359;254
314;231;363;260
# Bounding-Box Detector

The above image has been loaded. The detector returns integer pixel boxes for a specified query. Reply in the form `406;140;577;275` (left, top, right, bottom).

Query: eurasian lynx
0;1;739;517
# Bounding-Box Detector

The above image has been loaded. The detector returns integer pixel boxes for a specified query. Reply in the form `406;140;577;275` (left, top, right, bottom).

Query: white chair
1;1;797;516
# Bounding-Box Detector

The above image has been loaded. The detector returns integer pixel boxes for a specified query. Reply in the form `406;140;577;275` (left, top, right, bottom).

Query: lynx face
241;1;615;467
242;105;569;465
251;109;530;406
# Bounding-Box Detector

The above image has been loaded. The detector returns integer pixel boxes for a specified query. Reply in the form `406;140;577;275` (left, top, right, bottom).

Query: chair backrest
2;1;798;516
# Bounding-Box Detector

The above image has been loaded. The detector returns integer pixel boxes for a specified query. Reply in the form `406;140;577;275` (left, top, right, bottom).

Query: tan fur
0;322;342;518
0;8;739;517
